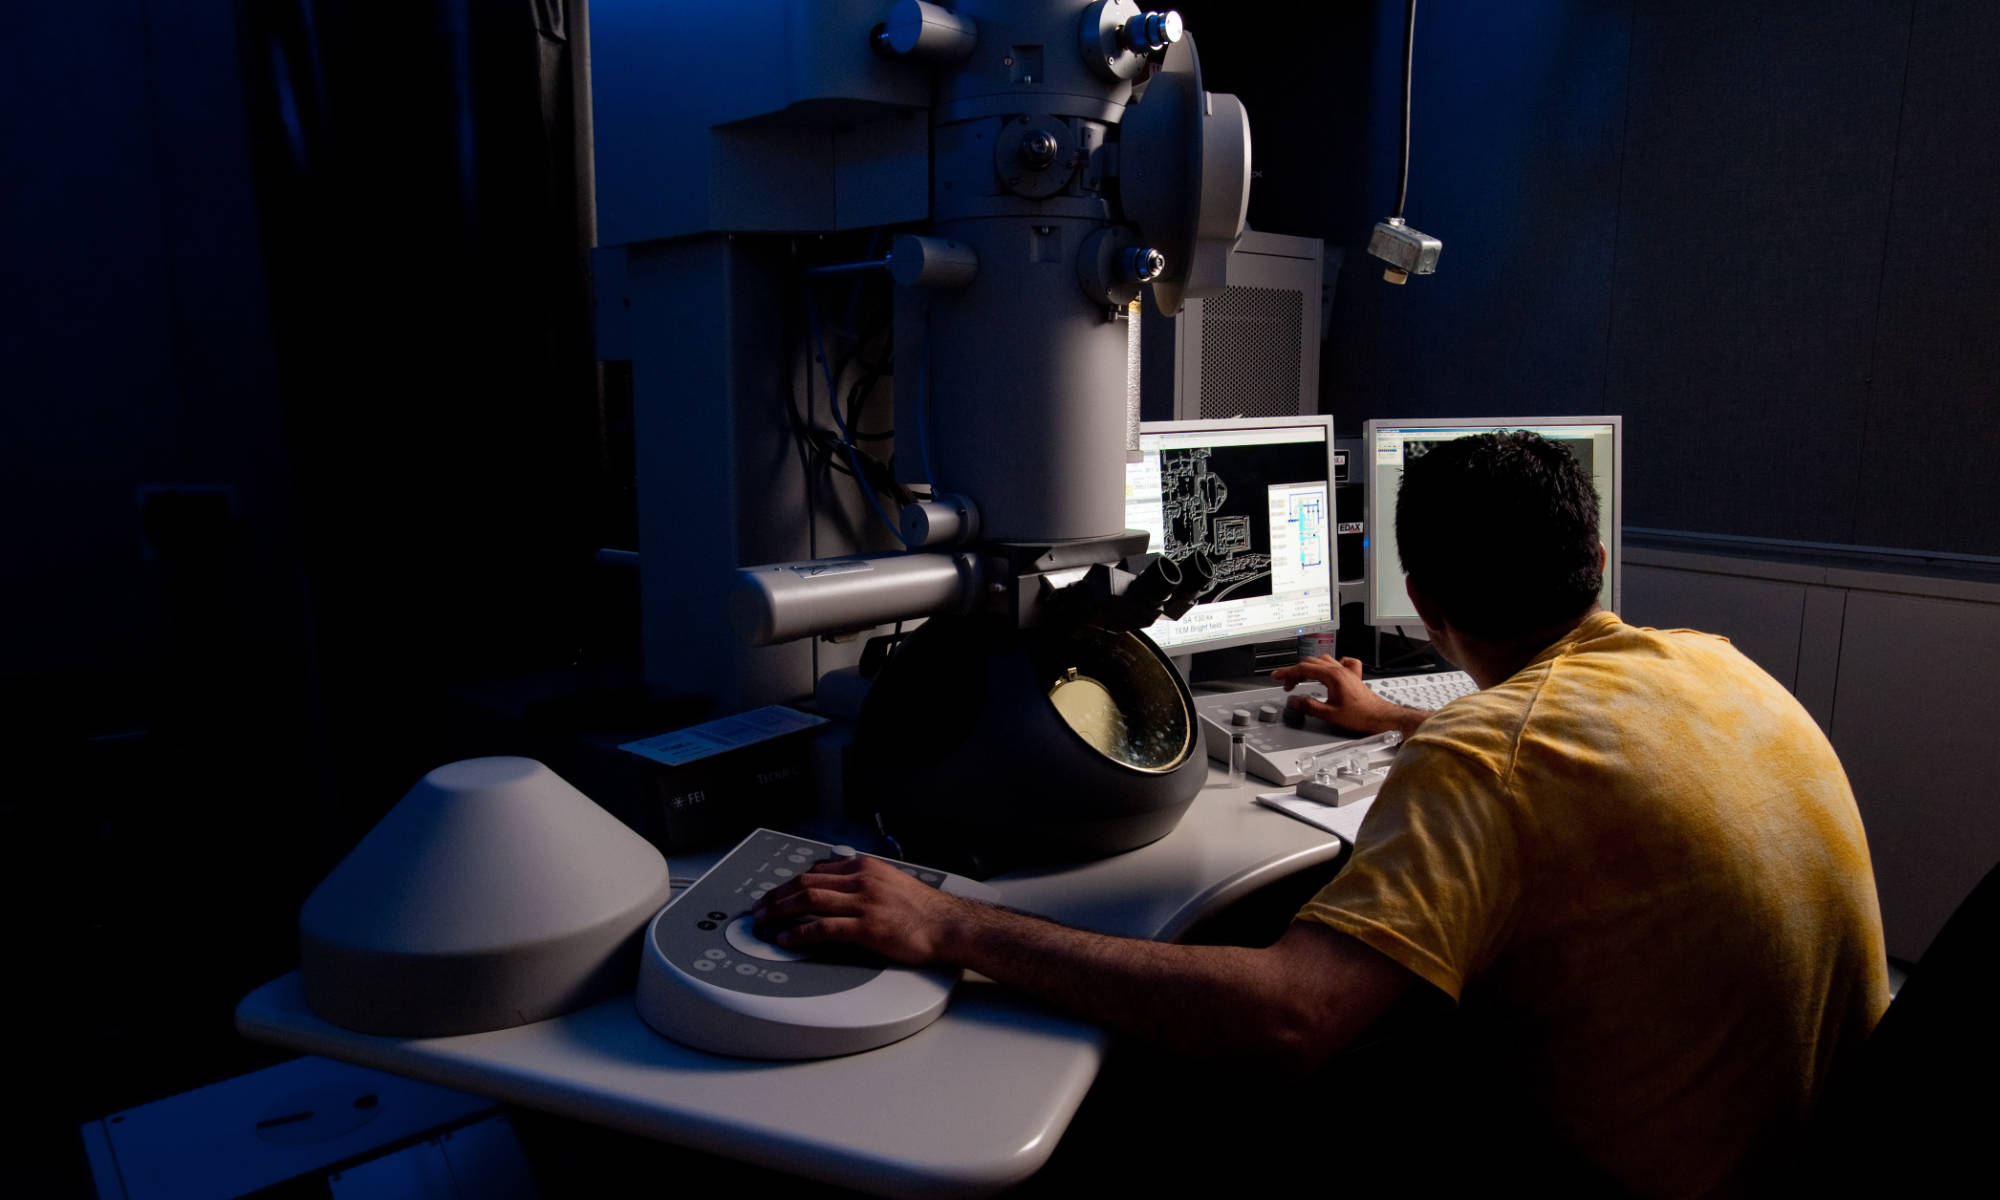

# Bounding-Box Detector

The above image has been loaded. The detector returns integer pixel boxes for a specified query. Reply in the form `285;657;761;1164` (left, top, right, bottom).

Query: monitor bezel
1360;415;1623;631
1130;413;1340;658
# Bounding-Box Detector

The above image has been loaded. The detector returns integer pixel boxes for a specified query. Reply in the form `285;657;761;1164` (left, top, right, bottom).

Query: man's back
1298;611;1890;1195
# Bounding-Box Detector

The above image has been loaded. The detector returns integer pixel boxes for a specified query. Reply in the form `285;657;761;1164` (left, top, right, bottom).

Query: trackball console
636;828;1001;1059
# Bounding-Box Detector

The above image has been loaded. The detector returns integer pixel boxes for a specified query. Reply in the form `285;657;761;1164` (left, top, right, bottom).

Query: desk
236;767;1344;1197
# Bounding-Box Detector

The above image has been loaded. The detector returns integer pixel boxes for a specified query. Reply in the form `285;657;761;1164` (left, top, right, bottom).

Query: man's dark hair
1394;430;1603;641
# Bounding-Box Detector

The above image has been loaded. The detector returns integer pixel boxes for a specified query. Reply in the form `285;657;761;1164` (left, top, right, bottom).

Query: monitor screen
1125;415;1338;655
1362;416;1621;630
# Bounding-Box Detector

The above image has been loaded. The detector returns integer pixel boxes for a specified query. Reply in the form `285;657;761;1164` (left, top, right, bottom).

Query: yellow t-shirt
1296;611;1889;1196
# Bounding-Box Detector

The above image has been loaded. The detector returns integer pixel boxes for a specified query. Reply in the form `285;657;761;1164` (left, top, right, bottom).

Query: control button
787;854;809;864
692;959;716;972
703;949;726;960
766;972;788;984
920;873;940;884
706;911;728;921
1258;703;1280;723
830;845;857;859
724;915;808;962
696;920;717;930
1282;704;1307;729
773;867;794;878
735;963;758;976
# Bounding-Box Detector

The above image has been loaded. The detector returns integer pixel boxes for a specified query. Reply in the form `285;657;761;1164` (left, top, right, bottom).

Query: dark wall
2;4;603;1182
1183;0;2000;559
1610;3;1907;550
2;0;295;701
1854;1;2000;556
3;1;314;1181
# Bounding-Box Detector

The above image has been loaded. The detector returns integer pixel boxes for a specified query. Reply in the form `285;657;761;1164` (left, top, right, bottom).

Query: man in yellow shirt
756;431;1889;1195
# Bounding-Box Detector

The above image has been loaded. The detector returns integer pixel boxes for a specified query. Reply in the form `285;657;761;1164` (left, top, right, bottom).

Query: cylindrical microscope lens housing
729;553;982;646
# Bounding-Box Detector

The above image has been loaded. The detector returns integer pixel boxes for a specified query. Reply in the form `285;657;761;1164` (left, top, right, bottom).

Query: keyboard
1364;670;1478;712
1193;669;1480;786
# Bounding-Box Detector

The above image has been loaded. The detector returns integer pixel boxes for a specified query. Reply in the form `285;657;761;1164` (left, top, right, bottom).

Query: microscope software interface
1126;416;1338;655
1363;416;1622;628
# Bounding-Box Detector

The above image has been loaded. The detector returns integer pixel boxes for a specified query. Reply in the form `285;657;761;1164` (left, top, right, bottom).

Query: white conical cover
299;757;672;1036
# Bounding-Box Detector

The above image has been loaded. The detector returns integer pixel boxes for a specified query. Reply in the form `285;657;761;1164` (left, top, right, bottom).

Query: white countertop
236;767;1344;1197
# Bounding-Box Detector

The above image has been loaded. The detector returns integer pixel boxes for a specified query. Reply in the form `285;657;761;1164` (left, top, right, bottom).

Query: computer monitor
1125;415;1338;656
1362;416;1622;630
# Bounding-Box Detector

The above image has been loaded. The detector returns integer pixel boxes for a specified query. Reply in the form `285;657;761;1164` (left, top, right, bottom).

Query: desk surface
236;767;1344;1197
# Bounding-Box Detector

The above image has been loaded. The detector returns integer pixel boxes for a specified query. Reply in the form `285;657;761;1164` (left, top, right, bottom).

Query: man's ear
1597;542;1607;574
1404;575;1447;635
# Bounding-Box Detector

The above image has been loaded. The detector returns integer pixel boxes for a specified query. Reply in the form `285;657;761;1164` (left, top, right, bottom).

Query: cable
1380;625;1439;671
785;239;906;562
806;291;910;547
1394;0;1416;220
781;282;821;561
808;299;864;448
843;344;894;441
792;280;866;552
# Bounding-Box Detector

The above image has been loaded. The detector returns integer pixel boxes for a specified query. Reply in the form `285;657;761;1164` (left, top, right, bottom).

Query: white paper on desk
1255;792;1377;842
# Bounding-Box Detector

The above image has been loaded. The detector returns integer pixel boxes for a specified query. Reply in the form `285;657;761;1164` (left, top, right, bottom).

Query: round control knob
1230;708;1252;727
1124;246;1166;282
1257;703;1280;723
1018;129;1060;169
1125;10;1183;51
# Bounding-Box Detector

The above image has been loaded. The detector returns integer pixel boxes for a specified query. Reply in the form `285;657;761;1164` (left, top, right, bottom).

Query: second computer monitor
1126;415;1338;656
1363;416;1622;630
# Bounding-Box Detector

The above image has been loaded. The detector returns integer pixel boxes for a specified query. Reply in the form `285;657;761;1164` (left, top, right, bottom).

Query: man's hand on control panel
1271;654;1430;739
754;855;969;966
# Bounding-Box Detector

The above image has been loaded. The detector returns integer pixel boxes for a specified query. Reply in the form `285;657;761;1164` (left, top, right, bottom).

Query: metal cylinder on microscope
889;0;1144;546
729;552;983;647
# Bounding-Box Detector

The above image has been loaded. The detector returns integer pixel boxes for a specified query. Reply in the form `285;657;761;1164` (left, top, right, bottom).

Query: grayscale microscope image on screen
1127;416;1337;655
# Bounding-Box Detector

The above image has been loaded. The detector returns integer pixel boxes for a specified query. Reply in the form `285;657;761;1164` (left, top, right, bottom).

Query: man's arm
1269;653;1431;738
753;856;1413;1072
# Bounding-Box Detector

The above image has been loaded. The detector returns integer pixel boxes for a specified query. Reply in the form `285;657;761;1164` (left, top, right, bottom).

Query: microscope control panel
636;829;1000;1059
1194;682;1344;785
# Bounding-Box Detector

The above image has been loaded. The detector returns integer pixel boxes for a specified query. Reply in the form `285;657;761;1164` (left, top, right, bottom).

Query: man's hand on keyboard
1271;654;1429;738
